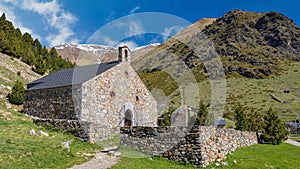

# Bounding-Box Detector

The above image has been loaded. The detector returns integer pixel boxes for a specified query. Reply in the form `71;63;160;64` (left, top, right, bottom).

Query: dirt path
285;139;300;147
68;152;119;169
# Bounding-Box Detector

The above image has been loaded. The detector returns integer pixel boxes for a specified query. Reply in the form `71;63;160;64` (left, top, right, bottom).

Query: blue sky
0;0;299;47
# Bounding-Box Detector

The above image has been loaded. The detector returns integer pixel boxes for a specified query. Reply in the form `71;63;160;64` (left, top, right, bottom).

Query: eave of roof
26;61;120;91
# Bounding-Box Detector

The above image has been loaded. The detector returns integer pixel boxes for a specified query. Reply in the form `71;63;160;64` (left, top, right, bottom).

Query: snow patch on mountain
55;43;160;52
132;43;161;51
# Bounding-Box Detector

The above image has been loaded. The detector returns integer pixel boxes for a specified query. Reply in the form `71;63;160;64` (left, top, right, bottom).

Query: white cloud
0;2;41;40
2;0;78;46
46;27;74;46
130;6;140;14
162;26;184;40
101;37;137;49
103;36;118;46
126;20;144;37
117;41;138;50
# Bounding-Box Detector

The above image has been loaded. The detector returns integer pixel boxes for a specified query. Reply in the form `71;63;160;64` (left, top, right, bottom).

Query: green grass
206;143;300;169
140;61;300;123
221;62;300;122
0;109;101;169
110;156;194;169
98;134;120;149
111;143;300;169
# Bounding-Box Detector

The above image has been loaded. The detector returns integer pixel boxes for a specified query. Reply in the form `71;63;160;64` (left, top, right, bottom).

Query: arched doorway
120;102;135;127
124;109;132;127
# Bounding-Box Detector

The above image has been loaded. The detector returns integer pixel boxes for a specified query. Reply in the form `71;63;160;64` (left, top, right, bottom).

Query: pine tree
234;103;249;131
247;108;263;132
262;107;288;145
194;100;209;126
0;13;75;75
8;80;25;105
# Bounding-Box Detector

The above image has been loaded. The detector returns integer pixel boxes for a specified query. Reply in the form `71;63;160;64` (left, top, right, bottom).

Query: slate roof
27;61;120;91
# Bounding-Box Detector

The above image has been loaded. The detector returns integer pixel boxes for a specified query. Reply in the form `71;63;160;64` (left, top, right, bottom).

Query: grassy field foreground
111;143;300;169
1;108;300;169
0;108;100;169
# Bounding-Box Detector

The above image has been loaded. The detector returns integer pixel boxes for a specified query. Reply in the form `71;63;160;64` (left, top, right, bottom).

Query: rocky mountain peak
255;11;300;50
217;10;246;24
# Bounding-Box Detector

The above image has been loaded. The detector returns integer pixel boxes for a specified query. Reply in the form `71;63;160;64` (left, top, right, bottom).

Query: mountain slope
132;10;300;122
55;43;118;65
0;53;41;112
135;10;300;79
204;10;300;78
55;43;163;65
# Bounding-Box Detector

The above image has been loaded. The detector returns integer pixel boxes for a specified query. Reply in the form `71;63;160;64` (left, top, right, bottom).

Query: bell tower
118;46;131;62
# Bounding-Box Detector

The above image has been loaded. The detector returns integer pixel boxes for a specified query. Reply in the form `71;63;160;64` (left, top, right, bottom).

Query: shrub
8;80;25;105
234;103;249;131
194;101;209;126
262;107;288;144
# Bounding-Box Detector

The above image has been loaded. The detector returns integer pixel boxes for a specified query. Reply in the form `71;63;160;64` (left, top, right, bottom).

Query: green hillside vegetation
0;108;100;169
0;50;100;168
134;10;300;123
206;143;300;169
0;13;74;75
111;143;300;169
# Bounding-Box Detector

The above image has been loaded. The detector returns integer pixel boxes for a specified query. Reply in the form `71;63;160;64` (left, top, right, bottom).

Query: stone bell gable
23;46;157;142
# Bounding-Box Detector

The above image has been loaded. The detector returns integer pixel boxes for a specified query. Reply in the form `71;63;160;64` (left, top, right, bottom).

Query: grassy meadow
0;107;100;169
142;61;300;124
110;143;300;169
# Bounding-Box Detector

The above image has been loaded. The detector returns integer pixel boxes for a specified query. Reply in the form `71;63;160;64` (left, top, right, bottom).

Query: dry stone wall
120;126;258;168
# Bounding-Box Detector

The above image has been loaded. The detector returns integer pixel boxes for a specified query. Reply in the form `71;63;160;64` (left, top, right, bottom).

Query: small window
110;91;115;98
135;96;139;102
125;49;128;59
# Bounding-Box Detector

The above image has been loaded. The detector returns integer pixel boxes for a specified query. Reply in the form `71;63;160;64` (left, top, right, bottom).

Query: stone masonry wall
23;62;157;142
23;86;77;120
77;62;157;142
23;86;89;140
23;86;89;141
120;126;258;168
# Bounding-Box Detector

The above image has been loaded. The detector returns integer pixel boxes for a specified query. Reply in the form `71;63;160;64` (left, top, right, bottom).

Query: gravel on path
68;152;119;169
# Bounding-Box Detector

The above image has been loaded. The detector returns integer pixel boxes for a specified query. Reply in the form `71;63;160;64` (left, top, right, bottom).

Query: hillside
205;10;300;78
55;43;118;65
0;13;74;75
131;10;300;122
55;43;161;65
134;10;300;78
0;53;41;110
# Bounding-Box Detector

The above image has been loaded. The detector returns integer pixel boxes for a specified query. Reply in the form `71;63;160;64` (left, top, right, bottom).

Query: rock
112;151;122;157
29;129;36;136
108;151;115;155
5;103;12;109
62;140;72;149
221;162;228;166
171;105;188;126
215;162;221;167
83;153;93;157
39;130;49;137
233;160;237;164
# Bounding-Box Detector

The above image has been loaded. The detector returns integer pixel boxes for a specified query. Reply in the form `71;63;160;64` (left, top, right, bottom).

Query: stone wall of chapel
80;62;157;141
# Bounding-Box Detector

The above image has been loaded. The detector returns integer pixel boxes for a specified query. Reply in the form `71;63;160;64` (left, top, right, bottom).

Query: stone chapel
23;46;157;142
